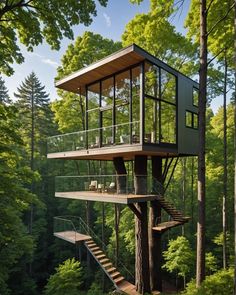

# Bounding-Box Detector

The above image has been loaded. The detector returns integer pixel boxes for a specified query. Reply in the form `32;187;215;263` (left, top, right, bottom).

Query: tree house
48;44;199;294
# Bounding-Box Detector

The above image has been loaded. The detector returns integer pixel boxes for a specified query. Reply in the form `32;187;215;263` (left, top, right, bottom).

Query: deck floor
54;231;91;244
55;191;157;204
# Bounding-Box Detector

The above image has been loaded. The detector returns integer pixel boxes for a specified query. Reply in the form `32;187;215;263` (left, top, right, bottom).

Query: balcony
47;121;144;160
54;174;164;204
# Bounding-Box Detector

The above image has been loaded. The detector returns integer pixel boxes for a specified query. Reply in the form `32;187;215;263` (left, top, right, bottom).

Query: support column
134;155;150;294
113;157;127;194
149;156;163;292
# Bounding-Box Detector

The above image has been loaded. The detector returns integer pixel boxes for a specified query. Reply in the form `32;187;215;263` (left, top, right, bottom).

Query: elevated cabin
47;44;199;161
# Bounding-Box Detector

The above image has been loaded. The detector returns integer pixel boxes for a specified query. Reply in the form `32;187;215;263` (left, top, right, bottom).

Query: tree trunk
223;55;228;269
182;158;186;236
234;0;236;293
196;0;207;287
113;157;127;194
134;155;150;294
114;204;120;266
149;156;163;292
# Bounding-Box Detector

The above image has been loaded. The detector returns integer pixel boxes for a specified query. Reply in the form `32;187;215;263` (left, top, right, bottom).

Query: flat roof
55;44;198;94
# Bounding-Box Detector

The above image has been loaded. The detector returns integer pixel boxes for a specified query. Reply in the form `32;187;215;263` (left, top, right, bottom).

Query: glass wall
144;61;177;145
86;65;141;148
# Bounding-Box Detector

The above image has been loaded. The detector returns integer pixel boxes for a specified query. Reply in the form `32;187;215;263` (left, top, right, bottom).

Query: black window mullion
130;68;133;144
113;75;116;144
99;81;102;147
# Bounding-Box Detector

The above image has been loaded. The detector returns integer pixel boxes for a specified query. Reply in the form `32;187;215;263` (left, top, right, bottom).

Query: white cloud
103;13;111;27
42;58;59;68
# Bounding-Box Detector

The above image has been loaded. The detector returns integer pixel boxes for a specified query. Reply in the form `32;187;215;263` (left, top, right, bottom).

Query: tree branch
207;3;235;37
206;0;215;14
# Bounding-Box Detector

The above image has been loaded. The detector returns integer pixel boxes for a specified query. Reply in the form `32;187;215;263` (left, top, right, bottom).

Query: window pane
186;111;192;128
88;82;100;110
115;70;130;144
193;113;198;129
161;102;176;143
88;110;100;148
145;62;159;98
145;97;159;143
132;66;140;123
115;70;130;104
102;109;113;146
193;88;199;106
161;69;176;103
101;77;113;108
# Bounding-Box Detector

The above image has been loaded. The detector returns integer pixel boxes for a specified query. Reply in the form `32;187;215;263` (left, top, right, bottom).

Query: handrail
54;215;134;280
48;120;140;139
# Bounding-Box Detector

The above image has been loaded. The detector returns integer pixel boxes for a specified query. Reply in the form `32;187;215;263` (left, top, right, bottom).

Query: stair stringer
84;239;137;293
153;195;190;231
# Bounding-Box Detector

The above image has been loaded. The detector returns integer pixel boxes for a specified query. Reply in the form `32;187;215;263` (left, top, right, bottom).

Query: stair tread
103;262;113;268
100;258;110;264
111;271;121;278
107;267;116;273
93;250;103;255
114;276;125;284
96;254;106;259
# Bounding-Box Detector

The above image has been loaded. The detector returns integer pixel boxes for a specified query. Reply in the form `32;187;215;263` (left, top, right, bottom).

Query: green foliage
182;268;234;295
44;258;83;295
162;236;194;279
0;103;37;294
122;0;197;75
185;0;234;66
53;31;122;133
87;281;105;295
205;252;218;274
0;0;108;75
0;76;10;104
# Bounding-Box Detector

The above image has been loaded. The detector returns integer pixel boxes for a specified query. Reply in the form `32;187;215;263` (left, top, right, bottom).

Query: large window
144;62;176;145
115;70;130;144
87;83;100;148
86;65;141;147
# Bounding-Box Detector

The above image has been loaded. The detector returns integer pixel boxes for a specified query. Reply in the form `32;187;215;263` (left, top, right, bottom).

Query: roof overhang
55;44;145;94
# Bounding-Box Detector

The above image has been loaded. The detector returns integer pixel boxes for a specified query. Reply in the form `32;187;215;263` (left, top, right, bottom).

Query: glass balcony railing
47;121;140;154
55;174;164;195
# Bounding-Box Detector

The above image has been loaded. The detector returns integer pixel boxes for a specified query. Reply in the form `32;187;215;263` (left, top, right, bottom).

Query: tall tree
0;103;37;294
13;73;55;290
0;76;10;103
234;1;236;293
196;0;207;286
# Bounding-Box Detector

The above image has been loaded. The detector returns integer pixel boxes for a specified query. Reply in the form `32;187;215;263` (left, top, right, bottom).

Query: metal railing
47;121;140;153
55;174;164;195
54;215;134;282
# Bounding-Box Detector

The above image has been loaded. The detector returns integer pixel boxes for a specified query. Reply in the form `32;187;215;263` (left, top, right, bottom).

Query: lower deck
55;191;157;204
54;231;91;244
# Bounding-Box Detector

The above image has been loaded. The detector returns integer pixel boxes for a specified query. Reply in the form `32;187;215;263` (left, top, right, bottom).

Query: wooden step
100;258;110;264
87;243;96;248
114;276;125;285
85;240;94;245
96;254;106;260
107;267;116;273
111;271;121;279
93;250;103;255
103;262;113;269
90;246;100;251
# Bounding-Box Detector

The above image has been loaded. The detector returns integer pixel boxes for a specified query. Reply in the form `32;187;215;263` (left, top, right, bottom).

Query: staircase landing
54;231;91;244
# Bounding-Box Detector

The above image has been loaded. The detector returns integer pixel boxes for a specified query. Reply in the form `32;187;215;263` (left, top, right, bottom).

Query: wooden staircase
84;239;140;294
152;195;190;232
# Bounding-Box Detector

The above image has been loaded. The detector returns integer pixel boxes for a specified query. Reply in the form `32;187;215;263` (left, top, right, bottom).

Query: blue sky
3;0;223;112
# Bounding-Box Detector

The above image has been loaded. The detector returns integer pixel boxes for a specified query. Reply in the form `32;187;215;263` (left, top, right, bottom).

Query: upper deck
48;44;199;160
